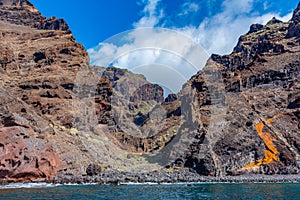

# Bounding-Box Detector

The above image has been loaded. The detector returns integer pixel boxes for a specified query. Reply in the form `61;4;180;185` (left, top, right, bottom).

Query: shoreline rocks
43;170;300;185
0;0;299;183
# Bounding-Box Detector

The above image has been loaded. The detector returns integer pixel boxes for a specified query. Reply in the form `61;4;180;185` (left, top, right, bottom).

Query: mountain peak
0;0;37;12
266;17;282;26
0;0;31;5
291;2;300;22
286;2;300;38
0;0;299;182
0;0;70;32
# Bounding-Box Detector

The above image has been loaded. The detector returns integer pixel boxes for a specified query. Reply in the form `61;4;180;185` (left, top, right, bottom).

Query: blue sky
30;0;299;49
30;0;141;48
30;0;299;95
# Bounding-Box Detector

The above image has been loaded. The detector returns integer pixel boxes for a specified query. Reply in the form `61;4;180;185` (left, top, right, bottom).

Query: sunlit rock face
0;0;166;181
0;0;299;182
163;10;300;176
0;0;108;181
286;2;300;38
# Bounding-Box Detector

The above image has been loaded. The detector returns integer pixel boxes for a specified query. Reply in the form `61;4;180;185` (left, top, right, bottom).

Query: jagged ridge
0;0;299;182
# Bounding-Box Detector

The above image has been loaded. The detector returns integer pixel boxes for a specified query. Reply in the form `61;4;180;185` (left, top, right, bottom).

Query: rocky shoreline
2;170;299;186
0;1;299;184
49;171;300;185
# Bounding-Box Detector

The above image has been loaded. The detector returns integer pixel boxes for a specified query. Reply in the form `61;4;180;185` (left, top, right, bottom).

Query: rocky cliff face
0;0;299;182
95;66;179;153
156;2;300;176
0;0;70;32
0;0;92;181
287;2;300;38
0;0;163;182
95;2;300;176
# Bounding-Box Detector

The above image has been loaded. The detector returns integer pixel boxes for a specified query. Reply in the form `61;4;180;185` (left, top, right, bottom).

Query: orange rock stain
243;114;281;169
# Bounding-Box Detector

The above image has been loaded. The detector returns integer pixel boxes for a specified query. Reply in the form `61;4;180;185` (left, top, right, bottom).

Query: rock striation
0;0;87;181
0;0;162;181
0;0;70;32
0;0;299;182
157;2;300;176
287;2;300;38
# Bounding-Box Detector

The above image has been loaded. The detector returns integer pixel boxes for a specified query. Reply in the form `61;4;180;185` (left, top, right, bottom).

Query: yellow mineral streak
243;114;281;169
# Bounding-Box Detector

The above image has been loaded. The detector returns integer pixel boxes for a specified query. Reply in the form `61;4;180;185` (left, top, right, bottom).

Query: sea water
0;182;299;199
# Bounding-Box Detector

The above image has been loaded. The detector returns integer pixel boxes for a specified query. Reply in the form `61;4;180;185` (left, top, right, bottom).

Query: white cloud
222;0;254;15
134;0;163;28
173;0;293;55
179;2;200;16
88;28;209;95
263;2;269;10
88;0;294;94
192;12;293;55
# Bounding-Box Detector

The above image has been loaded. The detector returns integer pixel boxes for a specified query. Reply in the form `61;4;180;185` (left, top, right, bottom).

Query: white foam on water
119;181;240;186
0;182;99;190
119;182;210;186
0;183;57;189
62;183;98;186
120;182;159;185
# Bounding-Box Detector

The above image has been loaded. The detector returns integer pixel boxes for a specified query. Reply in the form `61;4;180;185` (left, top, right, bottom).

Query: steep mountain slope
157;3;300;176
0;0;299;182
0;0;161;181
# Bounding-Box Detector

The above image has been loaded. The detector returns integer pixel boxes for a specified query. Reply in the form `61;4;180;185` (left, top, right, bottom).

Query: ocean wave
0;183;57;189
0;182;99;190
119;182;159;185
119;181;225;186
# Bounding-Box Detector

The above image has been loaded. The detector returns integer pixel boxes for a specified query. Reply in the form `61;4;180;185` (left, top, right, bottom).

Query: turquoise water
0;183;299;200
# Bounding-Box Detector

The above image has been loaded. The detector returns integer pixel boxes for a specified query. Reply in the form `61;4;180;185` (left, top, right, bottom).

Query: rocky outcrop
0;0;161;181
86;164;103;176
0;86;60;181
0;0;299;182
0;0;115;181
287;2;300;38
157;9;300;176
100;66;164;103
0;127;59;181
97;66;178;153
0;0;70;33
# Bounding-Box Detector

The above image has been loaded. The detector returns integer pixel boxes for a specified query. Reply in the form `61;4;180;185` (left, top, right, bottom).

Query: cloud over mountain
88;0;295;94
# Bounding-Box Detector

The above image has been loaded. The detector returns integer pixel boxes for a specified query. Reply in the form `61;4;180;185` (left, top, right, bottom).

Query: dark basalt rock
286;2;300;38
248;23;264;34
0;0;300;183
101;66;126;82
86;164;102;176
0;0;33;6
158;5;300;176
130;83;164;103
165;94;178;102
36;17;71;33
266;17;283;26
0;0;71;33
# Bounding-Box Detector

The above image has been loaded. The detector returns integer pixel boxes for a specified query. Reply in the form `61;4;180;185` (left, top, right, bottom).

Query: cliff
157;2;300;175
0;0;299;182
0;0;161;181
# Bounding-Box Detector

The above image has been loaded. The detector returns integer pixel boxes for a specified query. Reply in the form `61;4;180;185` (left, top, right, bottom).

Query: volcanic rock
156;6;300;176
0;0;162;181
286;2;300;38
0;0;300;182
